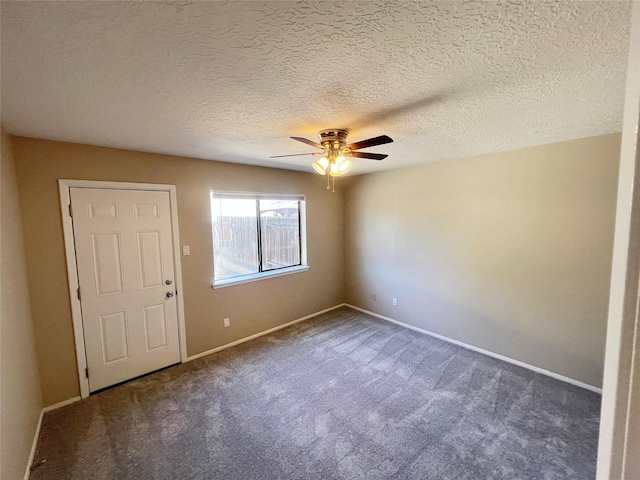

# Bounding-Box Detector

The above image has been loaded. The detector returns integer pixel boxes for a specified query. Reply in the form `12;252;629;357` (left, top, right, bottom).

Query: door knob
166;291;174;299
165;279;173;285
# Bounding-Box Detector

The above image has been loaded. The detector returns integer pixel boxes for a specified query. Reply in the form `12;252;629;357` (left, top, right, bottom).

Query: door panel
137;231;163;289
91;233;124;296
134;203;159;218
71;188;180;392
143;304;168;351
99;311;129;364
88;202;119;220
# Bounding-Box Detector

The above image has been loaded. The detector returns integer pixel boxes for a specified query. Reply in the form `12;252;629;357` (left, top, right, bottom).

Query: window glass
211;193;304;283
211;198;259;281
260;200;300;271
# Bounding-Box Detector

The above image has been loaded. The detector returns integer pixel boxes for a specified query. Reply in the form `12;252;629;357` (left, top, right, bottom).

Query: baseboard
186;304;347;362
345;304;603;394
42;396;81;413
25;303;347;478
24;409;44;480
21;304;599;479
25;396;81;479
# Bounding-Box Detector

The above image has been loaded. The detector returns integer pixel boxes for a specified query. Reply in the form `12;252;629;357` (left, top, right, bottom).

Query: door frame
596;2;640;478
59;179;188;399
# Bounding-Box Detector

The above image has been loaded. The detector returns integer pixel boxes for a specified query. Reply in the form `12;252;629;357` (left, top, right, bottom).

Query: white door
70;187;180;392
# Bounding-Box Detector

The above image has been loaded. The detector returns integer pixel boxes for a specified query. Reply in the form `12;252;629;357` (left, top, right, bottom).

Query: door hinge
77;287;81;301
69;204;73;217
85;367;89;378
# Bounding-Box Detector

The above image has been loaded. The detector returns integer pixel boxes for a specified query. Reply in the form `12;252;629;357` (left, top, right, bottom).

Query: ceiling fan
271;129;393;182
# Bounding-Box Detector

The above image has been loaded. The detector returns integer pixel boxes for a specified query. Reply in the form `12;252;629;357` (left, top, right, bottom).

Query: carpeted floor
31;307;601;479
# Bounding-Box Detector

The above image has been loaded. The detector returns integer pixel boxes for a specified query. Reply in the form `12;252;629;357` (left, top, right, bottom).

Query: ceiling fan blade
291;136;323;149
270;153;317;158
346;135;393;151
350;151;388;161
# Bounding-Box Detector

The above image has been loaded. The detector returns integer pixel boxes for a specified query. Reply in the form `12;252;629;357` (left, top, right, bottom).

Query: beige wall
344;133;620;388
9;132;619;406
12;137;345;405
1;128;43;479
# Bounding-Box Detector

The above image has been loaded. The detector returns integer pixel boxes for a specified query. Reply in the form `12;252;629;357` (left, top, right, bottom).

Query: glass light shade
329;158;352;176
312;157;329;175
339;159;352;174
335;155;346;165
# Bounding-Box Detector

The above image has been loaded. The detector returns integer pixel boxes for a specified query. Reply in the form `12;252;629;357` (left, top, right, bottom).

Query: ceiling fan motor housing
318;129;350;153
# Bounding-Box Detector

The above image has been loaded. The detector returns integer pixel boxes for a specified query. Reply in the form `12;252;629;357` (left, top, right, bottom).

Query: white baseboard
186;304;347;362
42;396;81;413
23;301;599;479
24;410;44;480
24;304;348;478
25;396;81;479
345;304;602;394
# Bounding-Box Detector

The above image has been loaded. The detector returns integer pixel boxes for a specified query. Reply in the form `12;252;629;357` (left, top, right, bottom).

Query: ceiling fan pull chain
332;175;335;193
326;172;330;190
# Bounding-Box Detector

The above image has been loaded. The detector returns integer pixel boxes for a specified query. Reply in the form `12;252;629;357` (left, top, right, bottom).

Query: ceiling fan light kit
272;128;393;191
312;156;330;174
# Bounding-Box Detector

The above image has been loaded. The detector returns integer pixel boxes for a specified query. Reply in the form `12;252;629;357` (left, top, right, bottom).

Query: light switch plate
182;245;190;256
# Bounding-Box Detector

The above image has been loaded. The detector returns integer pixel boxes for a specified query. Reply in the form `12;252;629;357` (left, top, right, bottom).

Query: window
210;192;307;286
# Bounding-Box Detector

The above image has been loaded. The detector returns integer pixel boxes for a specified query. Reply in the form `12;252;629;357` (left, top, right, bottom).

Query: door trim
59;179;188;399
596;2;640;478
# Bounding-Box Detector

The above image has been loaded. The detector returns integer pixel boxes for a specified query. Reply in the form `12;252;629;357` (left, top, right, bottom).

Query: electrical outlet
223;317;230;328
392;298;398;306
372;293;377;301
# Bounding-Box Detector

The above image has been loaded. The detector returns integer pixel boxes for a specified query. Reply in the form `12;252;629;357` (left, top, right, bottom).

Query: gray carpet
31;307;601;479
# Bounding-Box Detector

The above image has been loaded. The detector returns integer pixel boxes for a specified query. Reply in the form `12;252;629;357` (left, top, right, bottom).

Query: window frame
210;191;308;288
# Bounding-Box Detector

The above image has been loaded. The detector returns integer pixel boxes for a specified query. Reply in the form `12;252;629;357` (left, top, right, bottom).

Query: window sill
212;265;309;289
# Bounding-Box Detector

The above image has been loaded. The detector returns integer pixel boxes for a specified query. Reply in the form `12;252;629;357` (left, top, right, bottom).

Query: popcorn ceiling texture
0;1;631;175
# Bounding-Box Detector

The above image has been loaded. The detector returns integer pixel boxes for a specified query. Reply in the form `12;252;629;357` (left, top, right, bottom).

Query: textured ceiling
0;1;632;175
